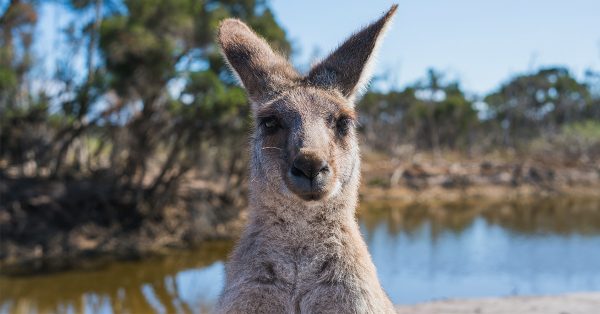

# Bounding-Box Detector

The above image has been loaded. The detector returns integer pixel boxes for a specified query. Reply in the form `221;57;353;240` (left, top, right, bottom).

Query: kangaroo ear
307;5;398;101
217;19;299;104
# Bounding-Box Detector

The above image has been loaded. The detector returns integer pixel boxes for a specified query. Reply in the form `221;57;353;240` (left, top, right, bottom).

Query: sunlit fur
216;5;398;313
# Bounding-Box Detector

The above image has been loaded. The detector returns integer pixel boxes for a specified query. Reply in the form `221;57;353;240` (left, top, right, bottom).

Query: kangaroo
216;5;398;314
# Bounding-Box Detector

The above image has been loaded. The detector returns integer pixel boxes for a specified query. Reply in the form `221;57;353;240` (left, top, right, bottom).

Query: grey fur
216;5;398;314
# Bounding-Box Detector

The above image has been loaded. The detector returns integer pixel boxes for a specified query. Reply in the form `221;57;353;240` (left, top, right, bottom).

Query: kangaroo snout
291;152;329;179
287;150;332;200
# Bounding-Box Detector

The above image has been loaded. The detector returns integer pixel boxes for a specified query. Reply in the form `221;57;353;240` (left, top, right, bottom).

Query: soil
360;153;600;203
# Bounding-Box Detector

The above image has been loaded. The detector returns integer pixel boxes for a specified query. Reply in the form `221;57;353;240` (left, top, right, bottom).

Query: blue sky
11;0;600;96
270;0;600;94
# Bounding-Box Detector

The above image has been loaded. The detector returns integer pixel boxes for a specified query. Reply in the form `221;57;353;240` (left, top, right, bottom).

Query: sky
270;0;600;94
6;0;600;96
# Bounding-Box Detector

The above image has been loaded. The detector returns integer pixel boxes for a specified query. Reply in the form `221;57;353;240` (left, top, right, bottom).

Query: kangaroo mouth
295;190;328;201
284;169;332;201
291;190;328;201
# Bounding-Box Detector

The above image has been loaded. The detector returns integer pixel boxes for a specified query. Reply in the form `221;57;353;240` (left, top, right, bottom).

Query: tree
358;69;477;154
357;88;417;153
485;67;591;146
0;0;39;164
1;0;292;215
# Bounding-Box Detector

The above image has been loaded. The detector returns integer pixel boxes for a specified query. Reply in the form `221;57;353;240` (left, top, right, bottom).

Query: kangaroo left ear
217;18;300;105
307;5;398;101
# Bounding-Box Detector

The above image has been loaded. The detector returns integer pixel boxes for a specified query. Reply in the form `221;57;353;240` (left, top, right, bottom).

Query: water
2;197;600;313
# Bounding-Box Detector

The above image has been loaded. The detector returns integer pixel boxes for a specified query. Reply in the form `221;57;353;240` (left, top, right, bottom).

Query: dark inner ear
217;19;299;104
307;5;398;99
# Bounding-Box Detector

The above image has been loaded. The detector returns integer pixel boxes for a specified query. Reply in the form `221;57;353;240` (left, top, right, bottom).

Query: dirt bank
0;175;245;275
360;153;600;203
396;292;600;314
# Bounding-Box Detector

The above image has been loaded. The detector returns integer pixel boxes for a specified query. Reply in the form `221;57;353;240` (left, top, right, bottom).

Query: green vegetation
1;0;289;210
358;68;600;157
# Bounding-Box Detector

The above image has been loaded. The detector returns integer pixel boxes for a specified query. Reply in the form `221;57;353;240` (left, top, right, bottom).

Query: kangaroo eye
261;116;280;133
336;117;354;135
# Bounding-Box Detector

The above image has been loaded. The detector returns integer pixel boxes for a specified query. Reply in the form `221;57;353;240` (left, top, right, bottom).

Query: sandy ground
395;293;600;314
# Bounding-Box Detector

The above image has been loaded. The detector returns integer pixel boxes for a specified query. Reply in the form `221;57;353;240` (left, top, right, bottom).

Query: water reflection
0;242;232;314
360;197;600;237
1;197;600;313
360;197;600;303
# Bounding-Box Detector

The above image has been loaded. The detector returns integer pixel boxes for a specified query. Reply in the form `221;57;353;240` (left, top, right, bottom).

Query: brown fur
216;5;398;313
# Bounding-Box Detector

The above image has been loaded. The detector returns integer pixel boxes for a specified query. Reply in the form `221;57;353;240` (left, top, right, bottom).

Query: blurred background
1;0;599;313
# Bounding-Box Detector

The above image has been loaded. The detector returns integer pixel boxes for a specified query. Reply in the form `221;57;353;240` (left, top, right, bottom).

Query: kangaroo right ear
307;5;398;102
218;19;299;105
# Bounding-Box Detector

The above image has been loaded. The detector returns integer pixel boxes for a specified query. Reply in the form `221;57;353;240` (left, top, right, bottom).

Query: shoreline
395;292;600;314
360;182;600;205
360;152;600;204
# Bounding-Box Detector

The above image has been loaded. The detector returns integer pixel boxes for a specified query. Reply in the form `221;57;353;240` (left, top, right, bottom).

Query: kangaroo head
218;6;397;204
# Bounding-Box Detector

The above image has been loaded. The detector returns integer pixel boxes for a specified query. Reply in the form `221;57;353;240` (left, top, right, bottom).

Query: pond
2;197;600;313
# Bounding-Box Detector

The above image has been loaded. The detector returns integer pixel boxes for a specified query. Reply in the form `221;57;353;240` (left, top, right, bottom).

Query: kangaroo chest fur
222;206;391;313
240;212;351;290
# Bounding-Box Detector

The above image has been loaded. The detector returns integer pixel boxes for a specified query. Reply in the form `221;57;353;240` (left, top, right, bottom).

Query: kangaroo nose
291;153;329;179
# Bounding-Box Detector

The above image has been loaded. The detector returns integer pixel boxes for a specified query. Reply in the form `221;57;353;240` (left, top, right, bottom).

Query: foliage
358;69;477;153
358;67;598;156
484;67;593;146
0;0;291;218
